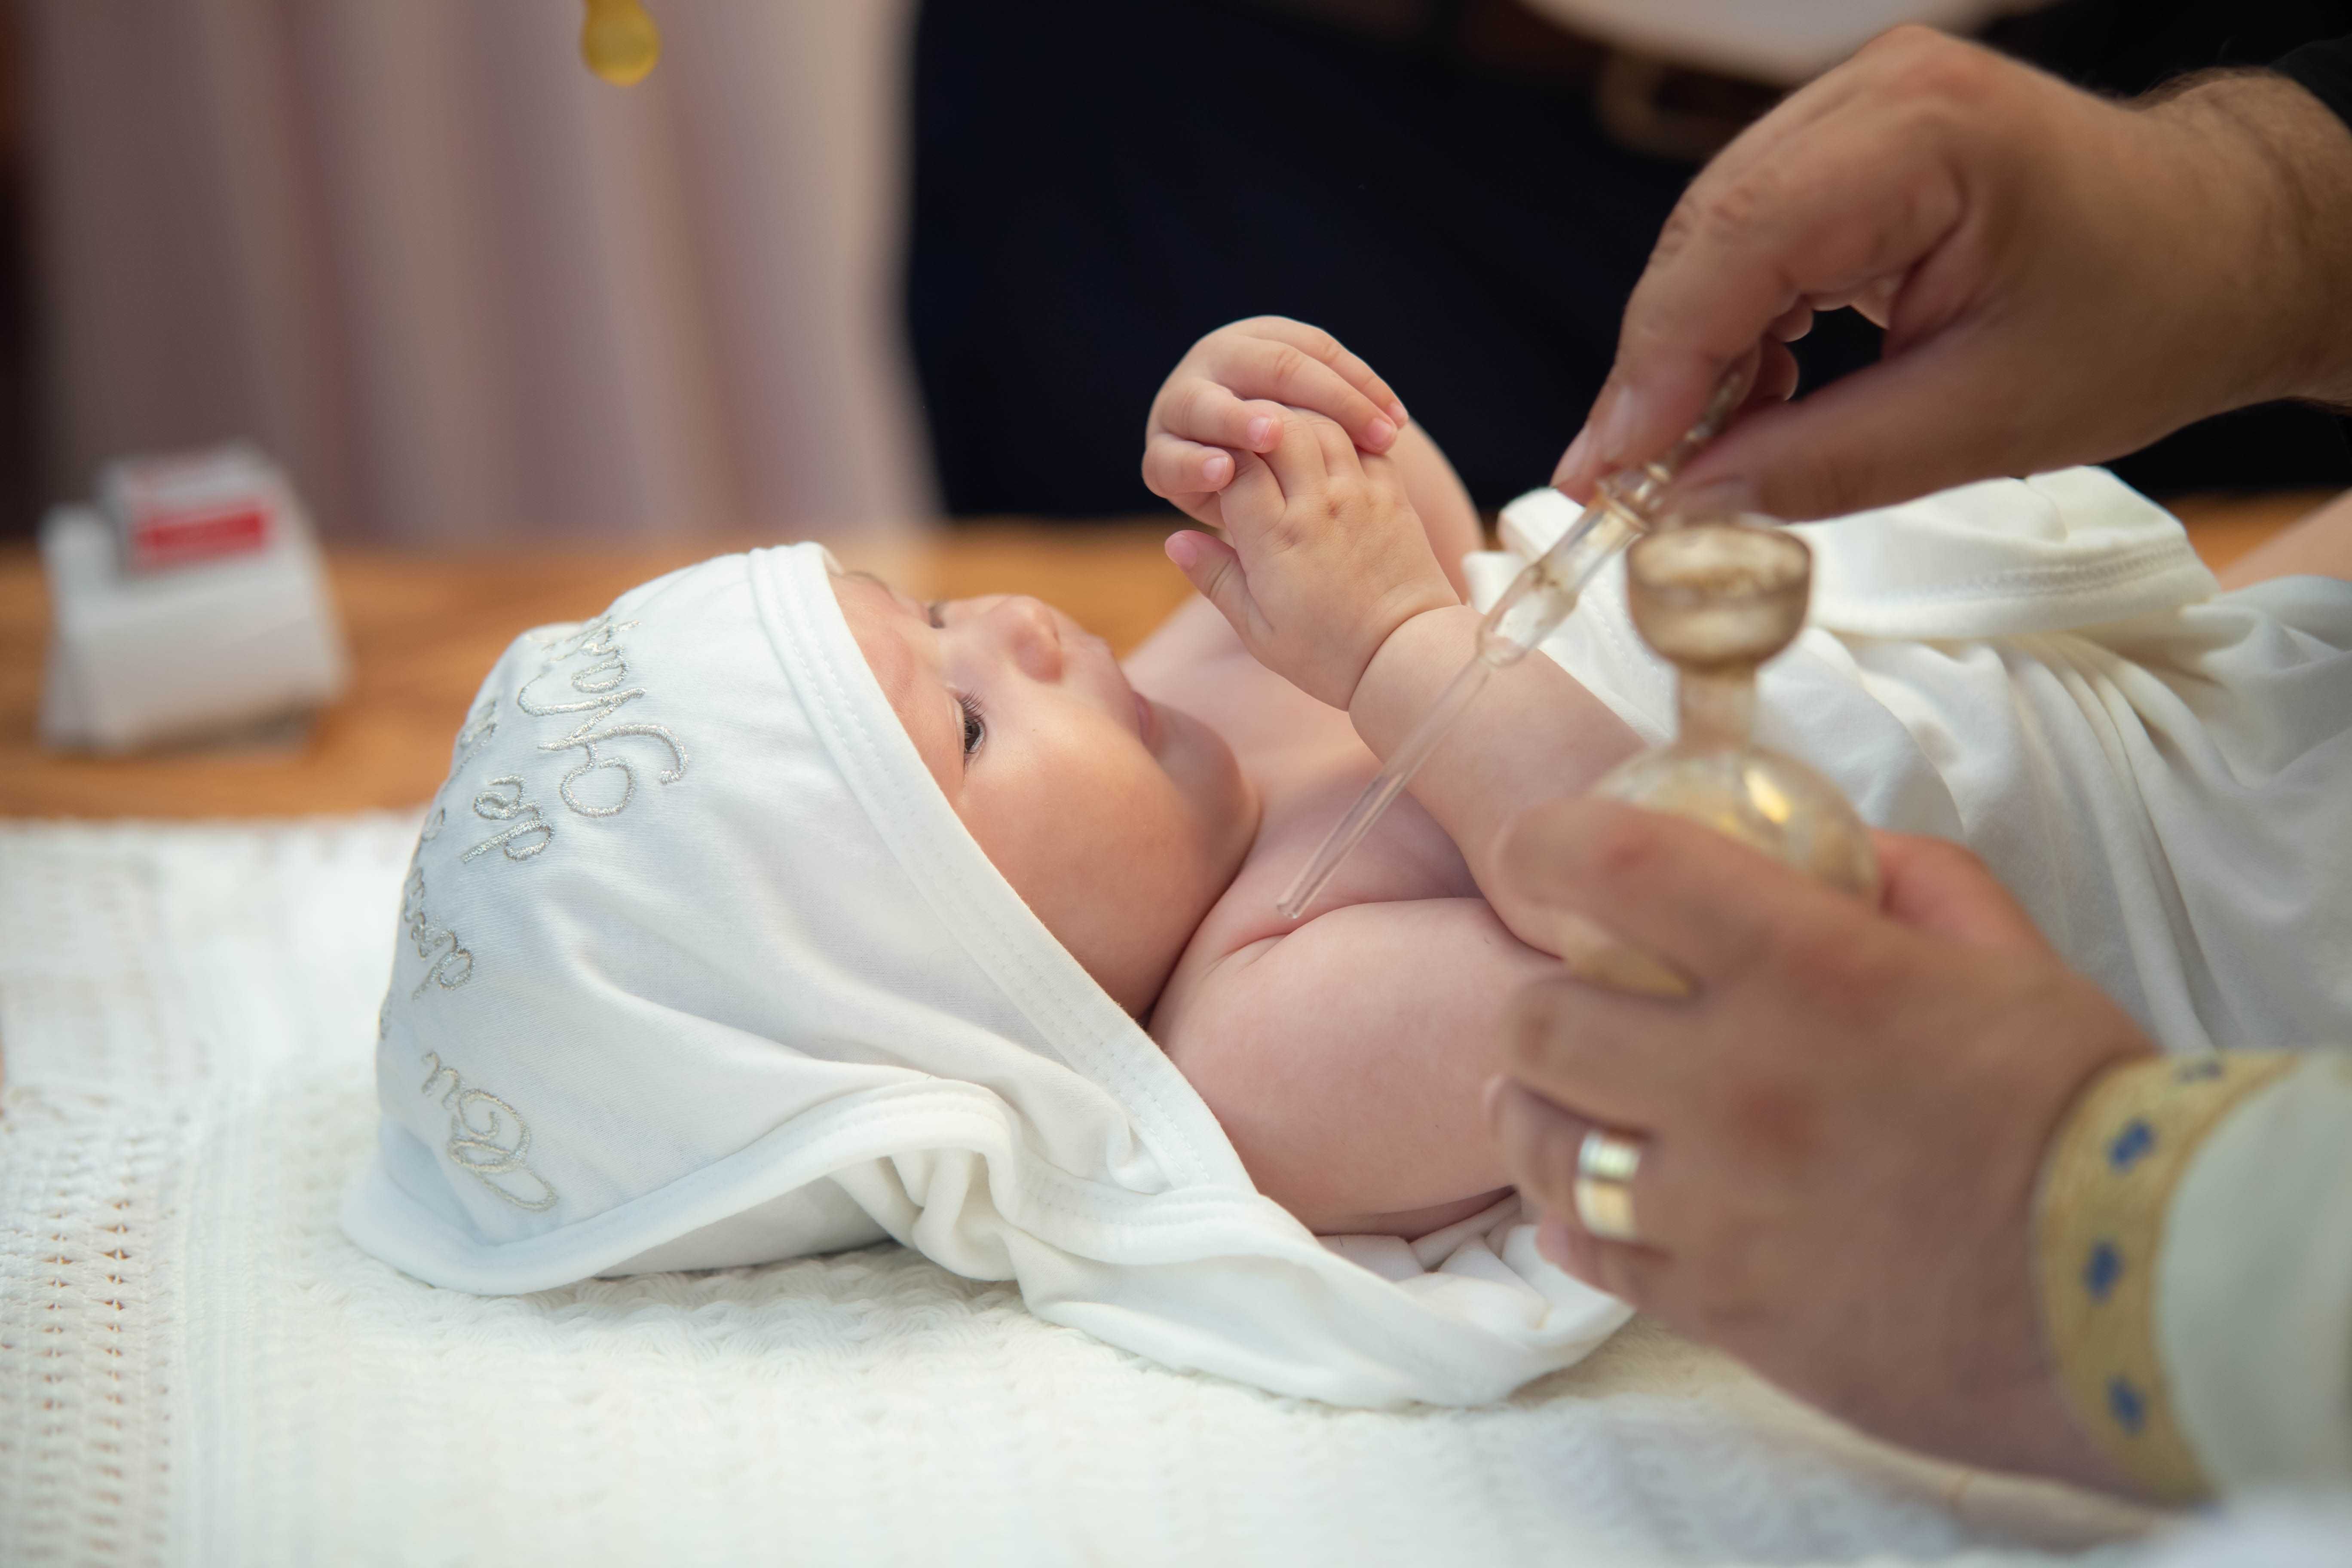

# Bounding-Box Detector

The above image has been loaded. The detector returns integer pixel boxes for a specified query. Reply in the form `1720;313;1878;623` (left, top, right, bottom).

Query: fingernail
1364;415;1397;451
1164;532;1198;570
1388;399;1409;428
1553;424;1595;489
1202;451;1232;486
1481;1074;1509;1130
1246;415;1277;448
1593;385;1647;469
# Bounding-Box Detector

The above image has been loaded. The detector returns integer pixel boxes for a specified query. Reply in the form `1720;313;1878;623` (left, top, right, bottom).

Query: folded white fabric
1476;469;2352;1054
342;542;1627;1409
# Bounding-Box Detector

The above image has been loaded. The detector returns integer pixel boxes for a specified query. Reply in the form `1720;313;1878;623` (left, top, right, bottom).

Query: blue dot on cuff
2083;1241;2123;1300
2107;1376;2147;1434
2174;1058;2225;1083
2107;1119;2155;1170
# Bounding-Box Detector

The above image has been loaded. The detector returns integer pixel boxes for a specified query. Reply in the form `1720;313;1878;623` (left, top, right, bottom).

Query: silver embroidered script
419;1052;559;1212
450;698;499;774
399;866;475;998
462;774;554;864
514;615;689;818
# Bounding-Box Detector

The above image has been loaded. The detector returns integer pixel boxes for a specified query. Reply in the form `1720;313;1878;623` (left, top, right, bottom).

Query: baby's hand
1144;318;1409;529
1165;411;1456;710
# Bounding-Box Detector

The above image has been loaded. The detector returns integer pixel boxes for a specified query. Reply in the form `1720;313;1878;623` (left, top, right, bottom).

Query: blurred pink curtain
23;0;934;545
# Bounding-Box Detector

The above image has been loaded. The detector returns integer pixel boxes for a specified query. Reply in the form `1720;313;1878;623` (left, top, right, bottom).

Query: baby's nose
990;596;1063;680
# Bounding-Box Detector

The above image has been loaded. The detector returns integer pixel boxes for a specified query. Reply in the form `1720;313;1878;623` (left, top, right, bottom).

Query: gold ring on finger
1573;1126;1645;1243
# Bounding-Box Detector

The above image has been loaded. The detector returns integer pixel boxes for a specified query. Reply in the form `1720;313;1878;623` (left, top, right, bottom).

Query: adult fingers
1503;977;1705;1131
1141;433;1235;502
1767;302;1814;342
1871;831;2054;955
1556;58;1979;500
1501;797;1856;983
1487;1081;1694;1262
1669;325;2048;519
1554;342;1795;498
1203;331;1400;453
1750;340;1801;408
1534;1218;1675;1311
1154;374;1286;454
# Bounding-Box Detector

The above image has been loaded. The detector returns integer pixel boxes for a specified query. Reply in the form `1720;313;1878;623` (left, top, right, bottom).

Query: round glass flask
1571;521;1877;989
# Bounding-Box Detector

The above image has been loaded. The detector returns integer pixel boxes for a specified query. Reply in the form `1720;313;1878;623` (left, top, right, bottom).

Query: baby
346;316;2352;1408
830;317;1650;1237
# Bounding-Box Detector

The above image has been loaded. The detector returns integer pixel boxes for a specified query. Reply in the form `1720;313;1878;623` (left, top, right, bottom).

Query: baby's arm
1154;894;1553;1231
1165;413;1641;956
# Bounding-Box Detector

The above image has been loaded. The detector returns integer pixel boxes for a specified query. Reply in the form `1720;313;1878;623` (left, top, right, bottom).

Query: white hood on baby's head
341;542;1627;1407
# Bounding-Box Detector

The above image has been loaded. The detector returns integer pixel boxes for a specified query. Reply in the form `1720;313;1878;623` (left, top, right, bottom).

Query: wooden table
0;499;2324;820
0;524;1193;819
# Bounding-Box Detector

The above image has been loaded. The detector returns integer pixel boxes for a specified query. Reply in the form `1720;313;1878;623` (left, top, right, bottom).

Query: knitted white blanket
0;817;2161;1566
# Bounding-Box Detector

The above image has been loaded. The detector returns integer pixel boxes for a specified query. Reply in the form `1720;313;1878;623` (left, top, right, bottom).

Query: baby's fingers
1142;432;1237;502
1239;317;1407;430
1152;375;1287;455
1204;330;1401;453
1165;529;1259;644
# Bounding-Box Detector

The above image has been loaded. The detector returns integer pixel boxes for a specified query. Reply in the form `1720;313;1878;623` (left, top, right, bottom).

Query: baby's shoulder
1149;885;1555;1058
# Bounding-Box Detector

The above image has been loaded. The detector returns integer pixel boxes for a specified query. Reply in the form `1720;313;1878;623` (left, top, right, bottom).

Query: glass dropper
1274;361;1757;922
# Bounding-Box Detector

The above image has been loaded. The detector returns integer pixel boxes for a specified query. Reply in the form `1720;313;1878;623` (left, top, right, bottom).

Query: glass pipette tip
1274;361;1755;922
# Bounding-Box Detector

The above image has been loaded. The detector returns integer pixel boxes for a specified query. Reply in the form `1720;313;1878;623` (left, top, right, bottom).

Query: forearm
2141;70;2352;410
2035;1049;2352;1500
1384;424;1483;596
1347;606;1642;955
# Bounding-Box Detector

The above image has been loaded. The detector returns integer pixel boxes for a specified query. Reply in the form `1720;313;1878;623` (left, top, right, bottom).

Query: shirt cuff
2033;1051;2298;1502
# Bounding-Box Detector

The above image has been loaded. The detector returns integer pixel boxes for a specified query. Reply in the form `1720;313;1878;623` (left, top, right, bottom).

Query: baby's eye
958;693;986;758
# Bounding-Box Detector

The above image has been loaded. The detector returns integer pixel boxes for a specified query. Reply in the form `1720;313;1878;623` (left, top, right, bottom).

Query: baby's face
833;573;1257;1015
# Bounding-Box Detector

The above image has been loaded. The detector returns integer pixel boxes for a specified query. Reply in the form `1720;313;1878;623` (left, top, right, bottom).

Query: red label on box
128;503;273;571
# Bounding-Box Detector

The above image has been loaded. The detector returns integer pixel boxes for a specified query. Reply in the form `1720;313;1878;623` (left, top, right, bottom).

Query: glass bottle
1566;519;1878;993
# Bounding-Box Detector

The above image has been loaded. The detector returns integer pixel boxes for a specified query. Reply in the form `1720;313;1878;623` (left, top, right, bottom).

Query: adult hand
1488;798;2156;1493
1553;27;2352;521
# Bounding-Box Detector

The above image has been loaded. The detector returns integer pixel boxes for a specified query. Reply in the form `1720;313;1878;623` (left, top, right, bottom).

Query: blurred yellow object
581;0;660;86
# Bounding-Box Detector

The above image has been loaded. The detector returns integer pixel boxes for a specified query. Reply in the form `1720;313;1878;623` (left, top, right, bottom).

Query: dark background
906;0;2352;518
1;1;2348;539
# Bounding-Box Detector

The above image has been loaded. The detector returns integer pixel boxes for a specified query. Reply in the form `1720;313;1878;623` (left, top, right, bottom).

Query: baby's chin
1145;700;1260;887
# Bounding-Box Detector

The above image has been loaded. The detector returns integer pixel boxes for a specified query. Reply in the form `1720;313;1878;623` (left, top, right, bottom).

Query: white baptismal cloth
1476;469;2352;1054
341;542;1627;1409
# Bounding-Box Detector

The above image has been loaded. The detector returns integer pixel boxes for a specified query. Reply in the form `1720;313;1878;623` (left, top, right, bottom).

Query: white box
41;446;349;753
